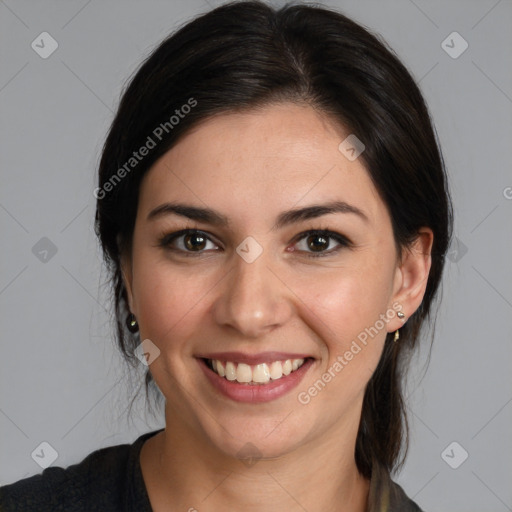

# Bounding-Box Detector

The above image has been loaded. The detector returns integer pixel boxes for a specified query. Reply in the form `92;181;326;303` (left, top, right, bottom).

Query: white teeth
282;359;292;376
209;358;305;384
269;361;283;380
236;363;252;383
225;361;237;381
216;360;225;377
252;364;271;383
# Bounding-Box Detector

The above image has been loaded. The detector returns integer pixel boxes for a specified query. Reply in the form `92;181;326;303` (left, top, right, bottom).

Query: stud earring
394;311;406;342
126;313;139;333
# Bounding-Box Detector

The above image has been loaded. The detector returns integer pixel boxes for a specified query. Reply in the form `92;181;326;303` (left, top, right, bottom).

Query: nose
211;249;294;338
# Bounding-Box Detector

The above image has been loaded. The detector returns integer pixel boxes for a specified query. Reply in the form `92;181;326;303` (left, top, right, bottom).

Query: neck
141;408;370;512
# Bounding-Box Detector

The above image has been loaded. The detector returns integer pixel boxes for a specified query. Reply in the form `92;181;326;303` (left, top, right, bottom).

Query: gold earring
126;313;139;333
393;329;400;342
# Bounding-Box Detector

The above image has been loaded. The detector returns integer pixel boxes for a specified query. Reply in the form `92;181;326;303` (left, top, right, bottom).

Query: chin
199;411;311;462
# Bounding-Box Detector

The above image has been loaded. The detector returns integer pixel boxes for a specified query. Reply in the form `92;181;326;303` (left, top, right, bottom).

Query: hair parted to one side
95;1;453;479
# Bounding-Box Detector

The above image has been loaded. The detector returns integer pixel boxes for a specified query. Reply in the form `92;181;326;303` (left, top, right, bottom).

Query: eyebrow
147;200;369;229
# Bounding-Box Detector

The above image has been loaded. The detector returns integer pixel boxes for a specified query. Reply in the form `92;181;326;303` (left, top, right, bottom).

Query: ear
388;227;434;332
120;251;135;314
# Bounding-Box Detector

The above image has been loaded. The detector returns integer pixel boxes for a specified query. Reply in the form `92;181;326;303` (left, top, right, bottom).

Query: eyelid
156;228;222;254
156;227;352;257
290;229;353;257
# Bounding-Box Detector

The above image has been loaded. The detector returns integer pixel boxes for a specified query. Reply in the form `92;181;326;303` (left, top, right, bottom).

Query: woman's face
123;103;430;460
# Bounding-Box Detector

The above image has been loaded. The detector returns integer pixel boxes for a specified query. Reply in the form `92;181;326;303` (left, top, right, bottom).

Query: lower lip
198;358;314;403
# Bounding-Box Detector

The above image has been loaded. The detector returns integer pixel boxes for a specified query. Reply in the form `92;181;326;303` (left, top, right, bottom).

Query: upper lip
196;351;314;365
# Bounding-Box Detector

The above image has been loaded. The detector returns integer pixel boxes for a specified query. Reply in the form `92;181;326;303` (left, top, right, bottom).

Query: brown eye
158;229;219;255
184;232;207;251
293;229;351;257
306;234;329;252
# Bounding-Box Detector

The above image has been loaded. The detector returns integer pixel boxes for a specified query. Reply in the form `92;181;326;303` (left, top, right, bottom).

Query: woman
0;1;452;510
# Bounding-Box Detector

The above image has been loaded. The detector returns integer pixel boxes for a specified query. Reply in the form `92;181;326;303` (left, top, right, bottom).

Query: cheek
131;254;209;350
293;269;392;405
298;257;394;366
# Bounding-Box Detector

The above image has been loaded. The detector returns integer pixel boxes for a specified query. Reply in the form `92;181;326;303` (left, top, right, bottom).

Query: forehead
138;104;386;227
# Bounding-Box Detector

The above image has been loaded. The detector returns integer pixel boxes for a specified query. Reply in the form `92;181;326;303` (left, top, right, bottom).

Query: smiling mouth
203;357;312;385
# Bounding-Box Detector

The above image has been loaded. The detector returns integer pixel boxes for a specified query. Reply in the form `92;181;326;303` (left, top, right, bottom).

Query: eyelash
156;228;353;258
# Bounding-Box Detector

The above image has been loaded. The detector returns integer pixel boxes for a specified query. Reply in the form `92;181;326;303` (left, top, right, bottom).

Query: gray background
1;0;511;510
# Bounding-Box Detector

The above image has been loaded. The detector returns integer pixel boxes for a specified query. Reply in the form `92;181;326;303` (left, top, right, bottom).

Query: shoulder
0;443;131;511
368;463;425;512
387;480;424;511
0;429;162;512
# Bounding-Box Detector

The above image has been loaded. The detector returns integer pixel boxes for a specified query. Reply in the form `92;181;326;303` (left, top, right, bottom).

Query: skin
122;103;433;512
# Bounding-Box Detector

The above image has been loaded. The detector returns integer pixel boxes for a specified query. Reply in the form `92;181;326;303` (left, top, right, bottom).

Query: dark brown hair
95;0;453;479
